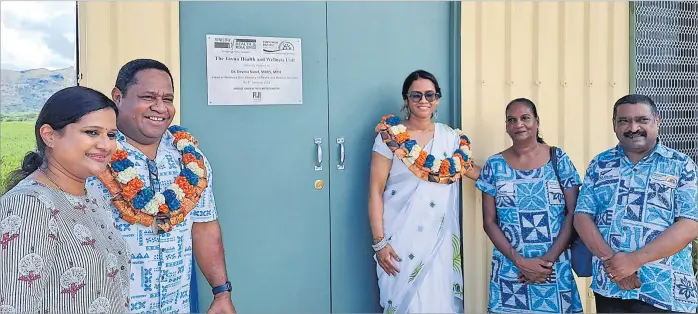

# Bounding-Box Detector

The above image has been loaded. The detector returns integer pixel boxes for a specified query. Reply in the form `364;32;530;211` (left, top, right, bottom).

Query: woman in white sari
369;70;481;314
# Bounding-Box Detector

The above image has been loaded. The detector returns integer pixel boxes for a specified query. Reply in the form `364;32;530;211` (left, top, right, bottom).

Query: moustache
623;130;647;138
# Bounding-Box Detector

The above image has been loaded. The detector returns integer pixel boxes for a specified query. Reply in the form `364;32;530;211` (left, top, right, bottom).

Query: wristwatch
212;281;232;295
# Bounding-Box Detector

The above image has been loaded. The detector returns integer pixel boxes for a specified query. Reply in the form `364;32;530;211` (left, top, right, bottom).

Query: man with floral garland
86;58;236;313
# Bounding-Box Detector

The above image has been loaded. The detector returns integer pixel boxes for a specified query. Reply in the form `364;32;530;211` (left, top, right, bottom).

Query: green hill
1;66;76;116
0;67;76;192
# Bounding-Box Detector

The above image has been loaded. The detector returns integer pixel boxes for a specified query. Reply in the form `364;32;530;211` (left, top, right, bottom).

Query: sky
0;1;76;71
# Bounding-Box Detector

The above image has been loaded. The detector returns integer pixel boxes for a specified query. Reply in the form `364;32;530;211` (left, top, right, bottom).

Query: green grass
1;120;36;194
1;111;38;122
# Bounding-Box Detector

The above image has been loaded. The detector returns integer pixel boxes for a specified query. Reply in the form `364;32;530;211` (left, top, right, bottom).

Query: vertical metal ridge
608;1;619;153
628;1;637;93
504;1;512;149
110;2;119;75
557;2;566;147
583;2;592;165
533;1;540;104
75;1;80;86
473;3;487;311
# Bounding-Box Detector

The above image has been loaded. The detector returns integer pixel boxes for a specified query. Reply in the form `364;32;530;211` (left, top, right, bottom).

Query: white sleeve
372;134;393;159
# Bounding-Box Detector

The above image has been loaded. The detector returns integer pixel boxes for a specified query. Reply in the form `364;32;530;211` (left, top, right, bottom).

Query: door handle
315;138;323;171
337;137;345;170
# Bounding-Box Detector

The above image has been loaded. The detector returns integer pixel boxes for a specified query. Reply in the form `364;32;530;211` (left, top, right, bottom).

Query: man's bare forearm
192;220;229;288
631;219;698;265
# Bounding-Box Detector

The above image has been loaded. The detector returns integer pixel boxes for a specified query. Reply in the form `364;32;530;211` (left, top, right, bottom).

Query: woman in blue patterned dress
475;98;583;313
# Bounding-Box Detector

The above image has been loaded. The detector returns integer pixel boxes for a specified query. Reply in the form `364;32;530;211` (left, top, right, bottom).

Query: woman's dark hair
401;69;442;99
505;98;545;144
401;70;442;118
4;86;118;193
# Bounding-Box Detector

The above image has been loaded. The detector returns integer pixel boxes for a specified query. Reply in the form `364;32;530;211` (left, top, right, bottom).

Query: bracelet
372;237;388;252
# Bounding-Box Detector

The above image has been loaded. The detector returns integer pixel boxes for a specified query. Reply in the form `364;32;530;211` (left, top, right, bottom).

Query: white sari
373;122;464;314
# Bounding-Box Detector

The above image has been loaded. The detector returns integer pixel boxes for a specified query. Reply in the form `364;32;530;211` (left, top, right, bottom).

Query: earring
432;109;439;120
402;106;411;120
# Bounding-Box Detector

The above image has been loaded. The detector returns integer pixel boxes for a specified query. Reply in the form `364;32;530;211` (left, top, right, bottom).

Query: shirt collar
116;130;174;161
614;140;672;162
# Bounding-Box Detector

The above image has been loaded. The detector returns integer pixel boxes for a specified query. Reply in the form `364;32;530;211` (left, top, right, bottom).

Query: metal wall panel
77;1;181;123
460;2;630;313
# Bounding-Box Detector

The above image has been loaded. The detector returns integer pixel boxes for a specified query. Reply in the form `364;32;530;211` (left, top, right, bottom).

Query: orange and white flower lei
97;125;208;233
375;114;474;184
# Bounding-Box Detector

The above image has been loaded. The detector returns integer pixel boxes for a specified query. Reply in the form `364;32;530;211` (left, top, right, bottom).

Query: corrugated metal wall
459;2;630;313
77;1;181;123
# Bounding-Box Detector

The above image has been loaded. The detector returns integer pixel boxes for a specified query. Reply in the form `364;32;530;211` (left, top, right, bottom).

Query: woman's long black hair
3;86;118;193
506;98;545;144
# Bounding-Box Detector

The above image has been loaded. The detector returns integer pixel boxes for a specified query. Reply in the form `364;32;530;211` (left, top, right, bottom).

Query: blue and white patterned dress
475;148;583;313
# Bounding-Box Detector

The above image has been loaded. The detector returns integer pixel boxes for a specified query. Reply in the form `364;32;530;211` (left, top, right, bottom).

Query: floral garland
375;114;473;184
97;125;208;234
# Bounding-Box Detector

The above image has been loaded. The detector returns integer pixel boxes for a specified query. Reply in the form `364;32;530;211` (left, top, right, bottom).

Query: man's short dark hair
114;59;174;95
612;94;659;121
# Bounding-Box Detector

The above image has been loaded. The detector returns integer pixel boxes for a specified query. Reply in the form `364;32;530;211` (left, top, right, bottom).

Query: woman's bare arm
368;152;392;241
482;193;520;262
464;163;482;181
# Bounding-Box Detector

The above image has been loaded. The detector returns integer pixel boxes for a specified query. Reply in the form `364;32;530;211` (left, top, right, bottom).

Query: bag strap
550;146;561;184
550;145;579;244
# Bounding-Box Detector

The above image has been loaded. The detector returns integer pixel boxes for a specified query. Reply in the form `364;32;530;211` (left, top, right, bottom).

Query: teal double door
180;2;458;312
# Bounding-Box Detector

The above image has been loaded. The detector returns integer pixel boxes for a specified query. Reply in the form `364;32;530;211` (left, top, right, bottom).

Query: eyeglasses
406;91;441;103
147;159;160;193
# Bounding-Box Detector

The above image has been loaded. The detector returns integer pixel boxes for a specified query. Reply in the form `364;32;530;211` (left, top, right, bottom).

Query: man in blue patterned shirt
574;94;698;313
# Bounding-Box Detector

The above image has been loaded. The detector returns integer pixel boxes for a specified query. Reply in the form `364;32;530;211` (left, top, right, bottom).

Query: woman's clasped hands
515;256;553;284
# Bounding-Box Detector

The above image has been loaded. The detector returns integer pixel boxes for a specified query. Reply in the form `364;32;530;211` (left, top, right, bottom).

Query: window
632;1;698;162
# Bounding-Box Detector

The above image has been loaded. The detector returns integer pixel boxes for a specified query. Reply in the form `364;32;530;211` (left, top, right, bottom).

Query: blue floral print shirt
575;143;698;312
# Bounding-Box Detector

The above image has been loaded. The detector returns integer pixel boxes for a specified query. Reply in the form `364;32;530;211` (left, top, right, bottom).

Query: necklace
40;168;87;195
97;125;208;234
376;114;474;184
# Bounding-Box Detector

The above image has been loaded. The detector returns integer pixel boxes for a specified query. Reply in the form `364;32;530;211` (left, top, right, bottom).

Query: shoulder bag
550;146;592;277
